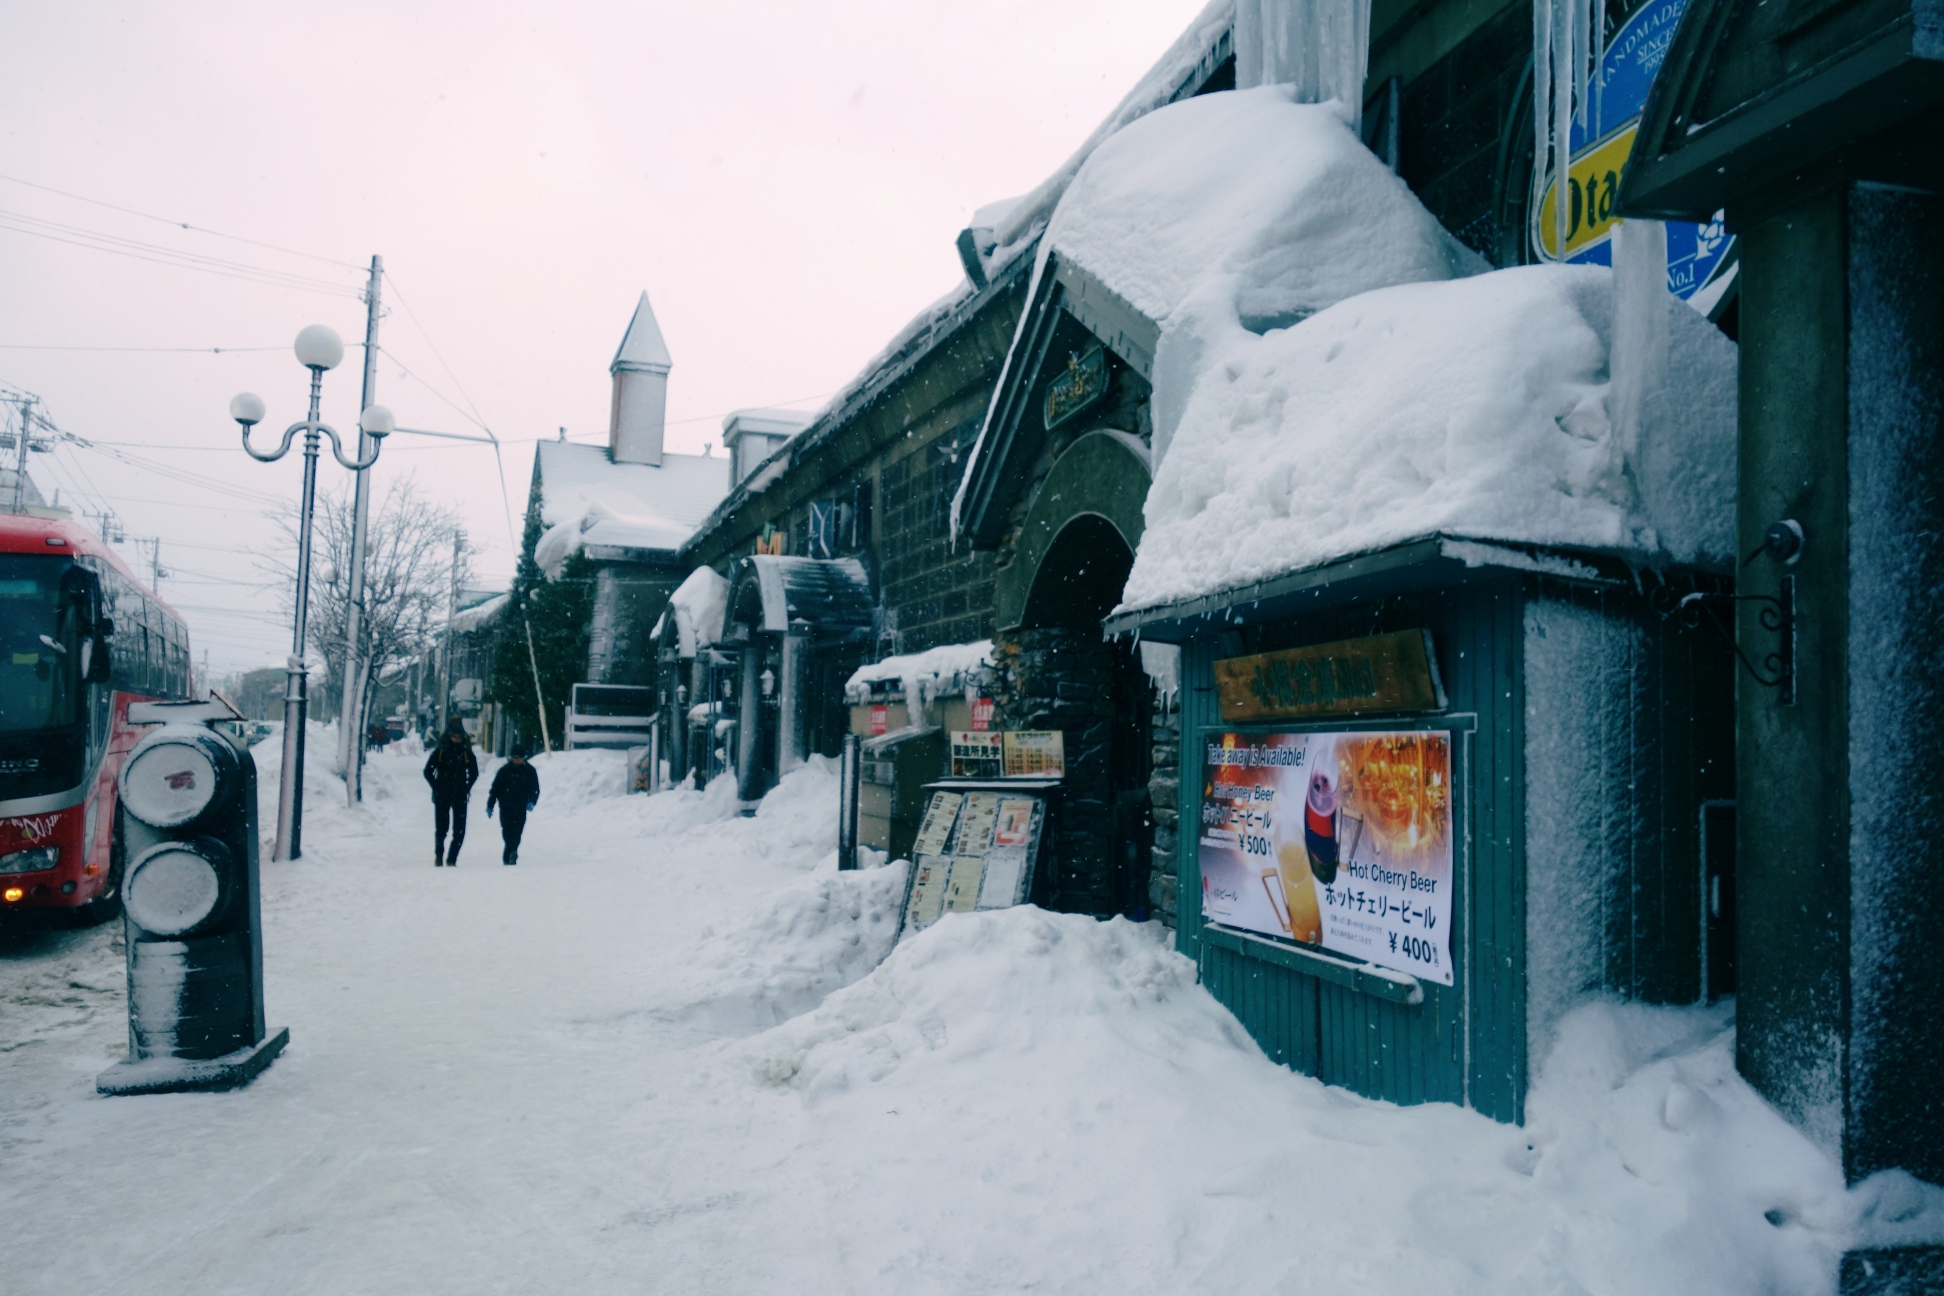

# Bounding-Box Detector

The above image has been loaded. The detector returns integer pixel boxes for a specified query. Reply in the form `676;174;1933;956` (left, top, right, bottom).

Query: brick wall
876;422;996;654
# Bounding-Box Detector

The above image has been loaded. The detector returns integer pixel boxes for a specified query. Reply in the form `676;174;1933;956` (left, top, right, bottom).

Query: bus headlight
119;726;240;830
0;846;59;874
123;841;228;938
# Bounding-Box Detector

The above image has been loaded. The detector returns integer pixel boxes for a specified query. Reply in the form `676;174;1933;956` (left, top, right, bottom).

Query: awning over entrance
724;555;874;644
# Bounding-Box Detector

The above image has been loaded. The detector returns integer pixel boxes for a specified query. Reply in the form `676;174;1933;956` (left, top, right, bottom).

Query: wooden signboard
1214;630;1445;723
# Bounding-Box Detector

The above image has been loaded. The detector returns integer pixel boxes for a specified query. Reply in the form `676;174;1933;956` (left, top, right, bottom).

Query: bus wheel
65;819;125;928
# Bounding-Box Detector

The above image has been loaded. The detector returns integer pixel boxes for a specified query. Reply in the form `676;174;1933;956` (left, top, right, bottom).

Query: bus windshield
0;555;81;734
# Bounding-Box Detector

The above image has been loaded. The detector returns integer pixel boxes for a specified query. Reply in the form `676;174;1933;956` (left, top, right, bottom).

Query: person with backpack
486;745;541;866
423;721;478;866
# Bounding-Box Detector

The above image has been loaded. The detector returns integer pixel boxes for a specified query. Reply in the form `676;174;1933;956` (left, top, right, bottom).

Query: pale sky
0;0;1209;674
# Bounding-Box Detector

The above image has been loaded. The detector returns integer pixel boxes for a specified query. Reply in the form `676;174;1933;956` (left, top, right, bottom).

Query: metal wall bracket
1655;577;1795;704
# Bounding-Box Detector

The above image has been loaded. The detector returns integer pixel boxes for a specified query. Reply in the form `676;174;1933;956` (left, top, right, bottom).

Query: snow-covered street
0;736;1921;1294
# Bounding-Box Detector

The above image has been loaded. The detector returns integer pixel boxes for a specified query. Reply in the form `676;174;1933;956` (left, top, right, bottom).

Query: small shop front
1108;538;1736;1125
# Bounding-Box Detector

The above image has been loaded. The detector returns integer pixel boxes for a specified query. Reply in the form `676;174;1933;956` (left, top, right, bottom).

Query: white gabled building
520;291;735;688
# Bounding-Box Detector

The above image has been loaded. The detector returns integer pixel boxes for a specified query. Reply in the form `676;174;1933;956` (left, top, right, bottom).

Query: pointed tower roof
611;291;672;375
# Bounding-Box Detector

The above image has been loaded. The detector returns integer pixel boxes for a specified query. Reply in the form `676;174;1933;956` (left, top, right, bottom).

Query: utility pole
340;254;384;805
438;529;465;734
8;398;38;514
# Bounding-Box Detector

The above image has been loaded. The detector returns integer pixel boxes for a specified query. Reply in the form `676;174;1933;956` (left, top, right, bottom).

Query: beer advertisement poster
1198;730;1454;985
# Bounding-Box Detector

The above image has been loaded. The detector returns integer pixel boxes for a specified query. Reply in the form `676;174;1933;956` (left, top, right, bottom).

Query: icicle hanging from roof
1235;0;1373;129
1532;0;1611;262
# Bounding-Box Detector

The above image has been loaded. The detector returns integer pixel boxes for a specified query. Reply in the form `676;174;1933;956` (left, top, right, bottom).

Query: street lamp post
230;325;393;861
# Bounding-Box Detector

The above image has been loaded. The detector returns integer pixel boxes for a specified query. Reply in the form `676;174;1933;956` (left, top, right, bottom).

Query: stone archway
994;430;1150;632
991;430;1153;917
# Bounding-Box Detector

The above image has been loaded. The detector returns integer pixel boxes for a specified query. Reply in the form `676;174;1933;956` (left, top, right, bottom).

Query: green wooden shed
1107;537;1735;1124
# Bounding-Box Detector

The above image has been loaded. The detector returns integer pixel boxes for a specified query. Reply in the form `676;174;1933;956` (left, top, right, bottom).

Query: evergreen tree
488;493;595;750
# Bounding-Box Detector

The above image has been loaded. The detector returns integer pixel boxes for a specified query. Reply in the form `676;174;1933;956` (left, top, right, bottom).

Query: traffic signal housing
98;697;288;1096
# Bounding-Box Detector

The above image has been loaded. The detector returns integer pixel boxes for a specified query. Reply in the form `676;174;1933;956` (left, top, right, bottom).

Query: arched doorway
995;431;1154;918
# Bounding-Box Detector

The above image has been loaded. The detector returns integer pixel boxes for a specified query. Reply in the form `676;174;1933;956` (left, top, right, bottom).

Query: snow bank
659;863;909;1037
1122;264;1739;610
665;564;728;654
842;639;993;707
743;906;1917;1291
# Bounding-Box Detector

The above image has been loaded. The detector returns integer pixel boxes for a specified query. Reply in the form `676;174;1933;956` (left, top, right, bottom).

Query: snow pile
843;639;993;707
658;863;909;1037
1122;263;1739;610
664;563;728;654
1046;88;1476;337
535;499;690;581
744;907;1910;1291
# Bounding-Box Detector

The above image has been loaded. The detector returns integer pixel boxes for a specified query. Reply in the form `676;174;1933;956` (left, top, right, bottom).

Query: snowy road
0;737;1906;1294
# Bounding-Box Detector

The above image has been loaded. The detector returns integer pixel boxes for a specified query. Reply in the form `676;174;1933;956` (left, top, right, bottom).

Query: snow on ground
0;726;1931;1294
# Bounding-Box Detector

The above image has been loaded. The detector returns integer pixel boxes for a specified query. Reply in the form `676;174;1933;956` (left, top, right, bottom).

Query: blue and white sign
1532;0;1735;308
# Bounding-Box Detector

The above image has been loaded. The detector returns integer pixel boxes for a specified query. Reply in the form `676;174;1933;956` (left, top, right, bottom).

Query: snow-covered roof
533;439;729;579
721;409;814;439
983;0;1237;260
1043;89;1477;340
450;592;508;635
956;91;1480;542
1118;264;1739;613
843;640;994;707
611;291;672;374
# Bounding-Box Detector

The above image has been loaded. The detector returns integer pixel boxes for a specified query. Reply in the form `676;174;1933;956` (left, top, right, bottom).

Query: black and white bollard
97;697;288;1096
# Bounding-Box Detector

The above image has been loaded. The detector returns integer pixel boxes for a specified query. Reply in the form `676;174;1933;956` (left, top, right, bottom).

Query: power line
0;209;364;299
0;344;281;353
0;173;366;270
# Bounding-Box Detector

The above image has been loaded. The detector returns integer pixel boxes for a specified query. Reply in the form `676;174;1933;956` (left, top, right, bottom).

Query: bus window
0;555;81;733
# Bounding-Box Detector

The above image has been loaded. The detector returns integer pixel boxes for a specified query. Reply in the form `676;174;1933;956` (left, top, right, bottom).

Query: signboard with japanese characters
950;730;1004;778
1198;729;1454;985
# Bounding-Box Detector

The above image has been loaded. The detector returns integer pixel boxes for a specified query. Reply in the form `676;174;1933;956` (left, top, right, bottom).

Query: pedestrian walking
486;745;541;866
423;720;478;866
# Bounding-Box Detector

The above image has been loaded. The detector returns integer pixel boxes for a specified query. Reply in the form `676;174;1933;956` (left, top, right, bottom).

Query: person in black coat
423;722;478;866
486;746;541;866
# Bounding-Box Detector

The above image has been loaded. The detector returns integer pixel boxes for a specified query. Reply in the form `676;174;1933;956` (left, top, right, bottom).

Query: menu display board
1002;730;1064;777
912;791;963;857
898;791;1047;941
1198;729;1454;985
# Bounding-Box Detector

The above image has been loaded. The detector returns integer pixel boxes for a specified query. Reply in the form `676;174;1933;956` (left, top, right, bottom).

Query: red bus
0;513;192;921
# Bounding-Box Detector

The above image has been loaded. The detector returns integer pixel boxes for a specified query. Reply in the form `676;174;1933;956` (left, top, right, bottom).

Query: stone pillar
1148;692;1180;928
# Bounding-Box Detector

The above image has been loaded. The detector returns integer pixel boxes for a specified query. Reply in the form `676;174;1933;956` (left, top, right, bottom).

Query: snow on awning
843;640;994;707
665;565;729;657
450;593;508;635
725;556;873;644
1117;264;1739;614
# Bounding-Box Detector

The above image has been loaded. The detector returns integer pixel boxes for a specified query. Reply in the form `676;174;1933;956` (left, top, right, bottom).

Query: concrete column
736;638;764;804
778;620;811;777
1735;177;1944;1185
